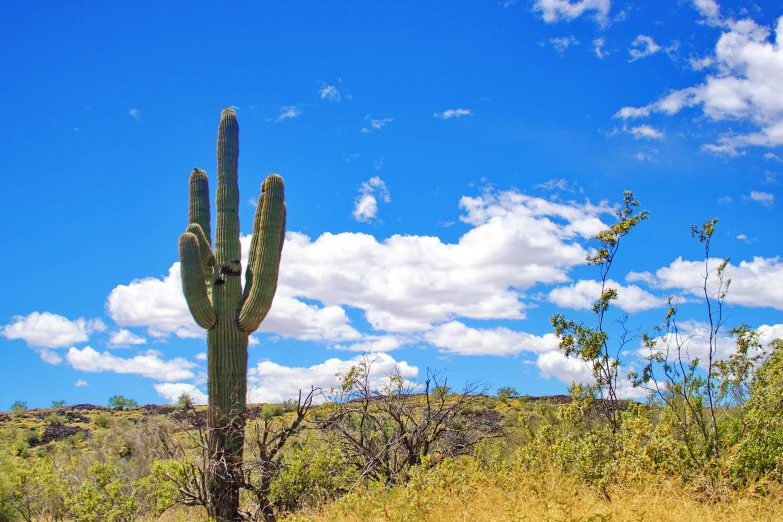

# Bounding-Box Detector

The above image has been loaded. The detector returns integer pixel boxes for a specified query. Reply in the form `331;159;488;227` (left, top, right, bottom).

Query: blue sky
2;0;782;409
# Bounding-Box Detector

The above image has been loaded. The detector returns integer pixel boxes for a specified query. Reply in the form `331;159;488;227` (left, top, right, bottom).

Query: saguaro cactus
178;108;286;521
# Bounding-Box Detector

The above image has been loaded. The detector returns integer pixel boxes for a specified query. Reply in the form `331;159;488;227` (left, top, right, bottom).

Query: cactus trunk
178;108;286;521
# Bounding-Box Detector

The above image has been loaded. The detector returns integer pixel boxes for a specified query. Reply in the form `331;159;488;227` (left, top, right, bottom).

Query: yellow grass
282;460;783;522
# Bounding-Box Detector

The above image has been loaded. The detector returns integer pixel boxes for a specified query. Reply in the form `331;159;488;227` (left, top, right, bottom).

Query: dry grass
282;460;783;522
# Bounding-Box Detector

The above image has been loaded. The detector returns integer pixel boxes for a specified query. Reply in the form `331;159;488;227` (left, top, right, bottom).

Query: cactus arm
179;232;217;329
186;223;214;266
238;174;286;333
189;169;212;246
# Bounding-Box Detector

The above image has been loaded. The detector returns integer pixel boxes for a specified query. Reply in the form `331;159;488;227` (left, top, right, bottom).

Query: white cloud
745;191;774;206
279;190;613;334
536;178;580;192
273;106;302;122
629;124;665;140
342;153;360;163
692;0;721;26
434;109;473;119
352;176;390;223
615;15;783;154
129;109;140;119
104;190;616;347
536;350;593;385
634;150;658;162
690;55;714;71
593;38;608;58
331;335;409;352
764;152;783;162
39;349;63;365
627;256;783;310
533;0;611;26
1;312;105;348
107;264;204;339
195;352;207;361
717;196;733;204
108;329;147;348
319;85;341;102
536;350;646;399
548;279;668;313
628;35;662;61
426;321;559;356
374;157;384;170
153;383;208;405
66;346;197;381
75;379;88;387
362;114;393;133
247;352;418;403
549;36;580;53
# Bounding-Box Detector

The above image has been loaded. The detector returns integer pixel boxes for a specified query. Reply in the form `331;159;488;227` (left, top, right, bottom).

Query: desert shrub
12;442;30;459
730;339;783;483
498;387;519;400
11;401;27;418
45;413;66;426
51;400;67;408
269;443;352;513
108;396;138;410
176;393;193;410
261;404;284;419
65;461;137;522
94;413;111;429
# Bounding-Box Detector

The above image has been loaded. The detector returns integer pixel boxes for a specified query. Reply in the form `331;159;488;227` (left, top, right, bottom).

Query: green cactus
178;108;286;521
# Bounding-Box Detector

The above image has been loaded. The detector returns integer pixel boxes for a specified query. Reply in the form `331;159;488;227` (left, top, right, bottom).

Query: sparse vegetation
11;401;27;418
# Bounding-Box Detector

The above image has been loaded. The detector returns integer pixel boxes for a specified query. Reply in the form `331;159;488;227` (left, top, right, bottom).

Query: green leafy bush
498;387;519;400
108;395;138;410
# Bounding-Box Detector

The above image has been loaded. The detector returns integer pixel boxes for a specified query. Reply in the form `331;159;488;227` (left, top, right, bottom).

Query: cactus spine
178;108;286;521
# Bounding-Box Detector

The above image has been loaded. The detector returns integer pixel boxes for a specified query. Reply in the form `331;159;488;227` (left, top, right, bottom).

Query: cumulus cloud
615;14;783;154
745;191;774;207
426;321;559;356
533;0;611;26
107;264;204;339
352;176;391;223
104;189;616;348
1;312;106;348
361;114;393;133
66;346;197;381
247;352;418;403
108;329;147;348
692;0;721;26
154;383;208;405
548;279;668;313
627;256;783;310
434;109;473;119
75;379;88;387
